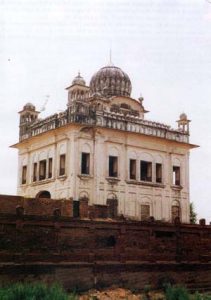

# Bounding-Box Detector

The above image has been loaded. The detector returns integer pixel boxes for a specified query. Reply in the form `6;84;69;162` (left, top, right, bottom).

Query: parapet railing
19;109;189;143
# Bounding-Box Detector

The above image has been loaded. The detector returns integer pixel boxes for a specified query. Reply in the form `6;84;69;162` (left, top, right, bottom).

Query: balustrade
20;109;189;144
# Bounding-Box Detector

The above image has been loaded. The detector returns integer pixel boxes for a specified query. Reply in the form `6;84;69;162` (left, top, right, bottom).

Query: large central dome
90;65;132;97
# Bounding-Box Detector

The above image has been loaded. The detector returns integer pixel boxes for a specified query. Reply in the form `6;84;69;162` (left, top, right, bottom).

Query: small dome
90;65;132;97
72;72;86;86
23;102;35;111
180;113;187;120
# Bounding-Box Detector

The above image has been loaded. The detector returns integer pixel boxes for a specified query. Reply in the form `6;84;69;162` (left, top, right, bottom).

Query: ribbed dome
90;65;132;97
72;72;86;86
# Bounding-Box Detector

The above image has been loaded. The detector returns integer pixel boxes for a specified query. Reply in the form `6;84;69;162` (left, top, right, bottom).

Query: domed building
12;60;197;223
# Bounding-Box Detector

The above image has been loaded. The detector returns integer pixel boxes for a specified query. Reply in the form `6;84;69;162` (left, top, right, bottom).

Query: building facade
12;62;197;223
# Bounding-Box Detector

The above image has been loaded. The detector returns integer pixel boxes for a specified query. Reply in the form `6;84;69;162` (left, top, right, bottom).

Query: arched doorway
36;190;51;199
107;194;118;218
171;200;180;222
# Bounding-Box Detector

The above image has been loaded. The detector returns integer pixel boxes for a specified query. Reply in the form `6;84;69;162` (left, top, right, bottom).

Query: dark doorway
73;200;80;217
36;191;51;199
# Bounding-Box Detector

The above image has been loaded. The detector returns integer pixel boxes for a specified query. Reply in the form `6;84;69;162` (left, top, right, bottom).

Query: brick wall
0;195;22;214
0;194;72;217
0;194;211;291
0;213;211;290
0;195;116;219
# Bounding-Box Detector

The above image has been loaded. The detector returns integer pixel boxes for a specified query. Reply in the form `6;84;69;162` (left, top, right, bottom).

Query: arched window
36;191;51;199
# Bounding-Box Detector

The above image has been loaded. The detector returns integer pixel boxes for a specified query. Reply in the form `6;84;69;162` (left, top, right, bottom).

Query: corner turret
19;102;40;141
177;113;191;134
66;72;90;106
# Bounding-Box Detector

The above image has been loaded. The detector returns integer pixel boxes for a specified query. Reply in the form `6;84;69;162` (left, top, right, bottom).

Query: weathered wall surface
0;194;117;219
0;195;211;291
0;194;72;216
16;121;191;223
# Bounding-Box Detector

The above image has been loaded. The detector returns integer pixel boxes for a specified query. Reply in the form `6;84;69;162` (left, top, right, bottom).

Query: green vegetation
165;285;211;300
0;282;77;300
165;285;189;300
190;202;197;224
0;282;211;300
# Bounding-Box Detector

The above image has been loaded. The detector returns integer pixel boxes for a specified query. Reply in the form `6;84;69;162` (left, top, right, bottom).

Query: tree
190;202;197;224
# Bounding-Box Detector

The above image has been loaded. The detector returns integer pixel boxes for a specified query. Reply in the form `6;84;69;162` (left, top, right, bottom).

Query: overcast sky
0;0;211;221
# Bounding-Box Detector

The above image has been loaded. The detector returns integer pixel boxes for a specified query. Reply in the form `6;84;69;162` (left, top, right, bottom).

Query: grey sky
0;0;211;221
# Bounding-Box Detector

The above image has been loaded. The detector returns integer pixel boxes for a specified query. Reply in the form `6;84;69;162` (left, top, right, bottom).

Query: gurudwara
12;60;197;223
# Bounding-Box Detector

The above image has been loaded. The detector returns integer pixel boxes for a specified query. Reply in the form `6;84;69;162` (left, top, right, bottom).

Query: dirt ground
79;288;165;300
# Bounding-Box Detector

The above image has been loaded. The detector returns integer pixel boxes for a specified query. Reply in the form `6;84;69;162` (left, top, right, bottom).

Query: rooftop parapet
18;106;190;145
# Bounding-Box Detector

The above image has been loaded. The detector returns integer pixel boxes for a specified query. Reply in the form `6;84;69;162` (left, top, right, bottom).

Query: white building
12;62;197;222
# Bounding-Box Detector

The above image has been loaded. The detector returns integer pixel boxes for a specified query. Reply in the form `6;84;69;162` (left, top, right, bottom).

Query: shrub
0;282;76;300
192;292;202;300
165;285;189;300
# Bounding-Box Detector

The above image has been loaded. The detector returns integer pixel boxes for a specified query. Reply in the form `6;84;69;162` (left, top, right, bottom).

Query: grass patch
0;282;77;300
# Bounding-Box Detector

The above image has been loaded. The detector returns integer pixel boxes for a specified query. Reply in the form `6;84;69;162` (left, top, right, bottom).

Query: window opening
81;152;90;175
109;156;118;177
140;160;152;182
39;160;46;180
129;159;136;180
59;154;66;176
22;165;27;184
48;158;52;178
156;163;162;183
173;166;180;185
33;162;37;182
